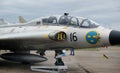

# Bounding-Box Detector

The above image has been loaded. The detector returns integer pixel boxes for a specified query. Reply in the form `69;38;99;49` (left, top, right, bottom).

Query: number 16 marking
70;32;78;42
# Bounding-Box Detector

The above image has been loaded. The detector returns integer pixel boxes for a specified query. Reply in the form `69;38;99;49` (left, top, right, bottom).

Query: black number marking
70;32;78;42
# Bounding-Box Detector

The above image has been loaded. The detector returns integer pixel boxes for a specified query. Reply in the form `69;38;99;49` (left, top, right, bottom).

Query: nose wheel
55;58;64;66
54;50;65;66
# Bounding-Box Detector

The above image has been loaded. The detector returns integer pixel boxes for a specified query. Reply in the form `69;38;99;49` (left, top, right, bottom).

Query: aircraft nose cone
109;30;120;45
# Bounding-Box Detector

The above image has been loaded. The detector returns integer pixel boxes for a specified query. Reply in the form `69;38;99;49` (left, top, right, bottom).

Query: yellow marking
60;33;63;40
43;34;48;38
57;32;66;40
88;35;91;38
62;26;67;29
90;40;94;42
63;34;66;39
93;35;97;38
57;33;63;40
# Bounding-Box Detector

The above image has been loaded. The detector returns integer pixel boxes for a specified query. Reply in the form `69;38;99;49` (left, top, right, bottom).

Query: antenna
64;13;69;16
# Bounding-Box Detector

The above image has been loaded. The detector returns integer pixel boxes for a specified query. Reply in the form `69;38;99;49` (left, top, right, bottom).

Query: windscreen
80;19;99;28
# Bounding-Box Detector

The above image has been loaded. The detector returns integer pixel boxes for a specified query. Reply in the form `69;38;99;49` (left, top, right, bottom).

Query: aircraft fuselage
0;25;112;50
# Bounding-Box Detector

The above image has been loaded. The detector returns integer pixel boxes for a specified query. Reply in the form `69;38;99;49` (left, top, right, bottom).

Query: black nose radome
109;30;120;45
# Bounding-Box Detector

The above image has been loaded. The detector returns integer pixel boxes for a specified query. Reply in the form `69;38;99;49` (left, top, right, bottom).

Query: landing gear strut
54;50;64;66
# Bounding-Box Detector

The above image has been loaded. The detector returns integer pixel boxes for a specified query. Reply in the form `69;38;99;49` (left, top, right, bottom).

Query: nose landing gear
54;50;65;66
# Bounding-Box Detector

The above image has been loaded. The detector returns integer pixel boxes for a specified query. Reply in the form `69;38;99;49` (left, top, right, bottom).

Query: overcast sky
0;0;120;30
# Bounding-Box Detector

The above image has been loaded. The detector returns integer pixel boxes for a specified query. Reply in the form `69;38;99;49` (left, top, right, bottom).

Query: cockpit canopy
42;15;99;28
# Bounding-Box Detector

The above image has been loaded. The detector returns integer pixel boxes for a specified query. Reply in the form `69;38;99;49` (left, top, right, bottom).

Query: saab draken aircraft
0;13;120;65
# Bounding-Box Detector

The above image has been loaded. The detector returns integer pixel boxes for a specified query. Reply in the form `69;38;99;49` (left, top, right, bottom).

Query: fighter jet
0;13;120;65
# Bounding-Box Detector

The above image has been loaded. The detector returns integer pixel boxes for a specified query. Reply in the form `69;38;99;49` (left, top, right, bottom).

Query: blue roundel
86;31;98;44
